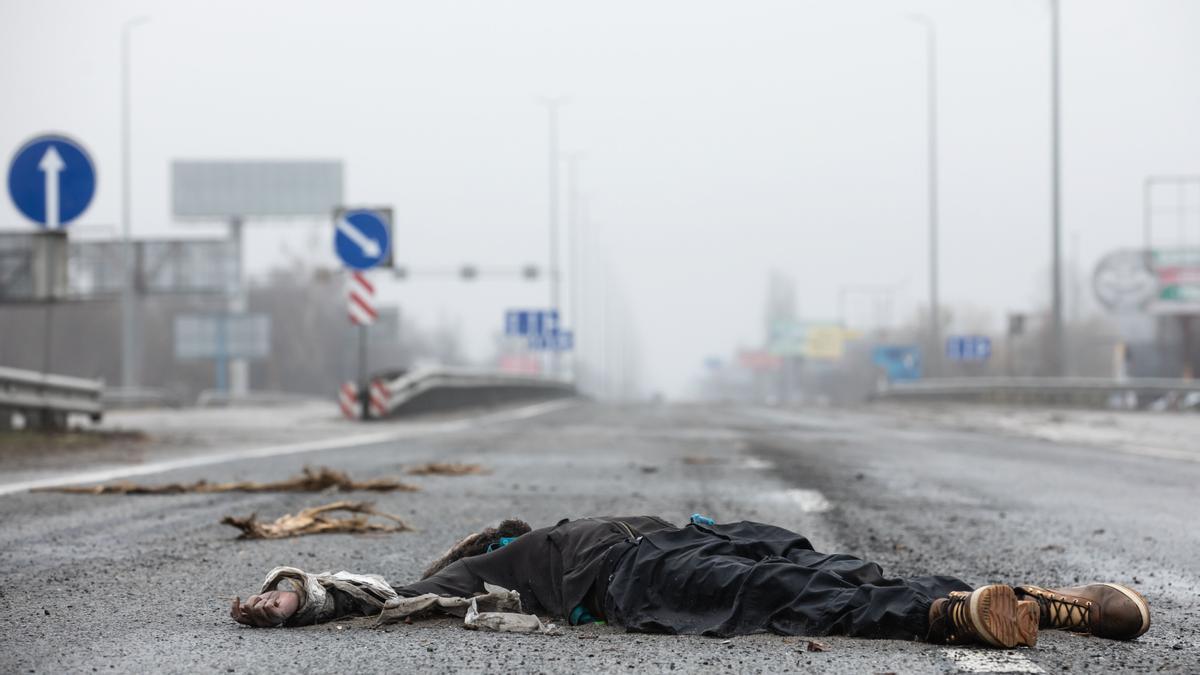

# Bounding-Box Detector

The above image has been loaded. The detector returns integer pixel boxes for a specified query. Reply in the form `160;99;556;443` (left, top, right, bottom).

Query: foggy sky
3;0;1199;396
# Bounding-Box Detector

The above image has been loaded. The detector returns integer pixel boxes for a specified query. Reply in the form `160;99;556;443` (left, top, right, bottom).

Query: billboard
1149;249;1200;313
172;161;344;218
768;320;855;360
174;313;271;360
1094;248;1200;315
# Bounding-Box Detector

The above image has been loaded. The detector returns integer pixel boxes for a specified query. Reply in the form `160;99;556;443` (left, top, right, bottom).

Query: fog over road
1;402;1196;673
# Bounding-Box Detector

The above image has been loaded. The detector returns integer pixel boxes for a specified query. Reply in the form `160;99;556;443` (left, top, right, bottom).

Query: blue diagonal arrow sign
334;208;392;270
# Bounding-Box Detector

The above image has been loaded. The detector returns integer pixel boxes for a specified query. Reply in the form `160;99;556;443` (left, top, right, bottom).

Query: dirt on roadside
0;429;151;471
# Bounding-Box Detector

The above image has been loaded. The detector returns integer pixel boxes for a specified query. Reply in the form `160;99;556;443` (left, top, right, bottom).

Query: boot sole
1100;583;1151;638
968;585;1038;648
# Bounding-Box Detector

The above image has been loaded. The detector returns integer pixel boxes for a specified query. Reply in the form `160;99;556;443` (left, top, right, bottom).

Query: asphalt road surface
1;400;1197;673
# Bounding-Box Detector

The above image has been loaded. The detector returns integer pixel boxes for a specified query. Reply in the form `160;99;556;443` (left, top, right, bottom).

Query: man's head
230;590;300;627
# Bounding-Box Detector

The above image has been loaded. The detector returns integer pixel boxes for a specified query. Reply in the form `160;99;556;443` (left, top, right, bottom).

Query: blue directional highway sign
528;329;574;352
505;309;559;337
945;335;991;362
7;134;96;229
334;207;392;270
504;309;572;351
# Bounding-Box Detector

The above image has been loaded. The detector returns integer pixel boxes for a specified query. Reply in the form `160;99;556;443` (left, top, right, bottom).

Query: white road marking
760;488;832;513
1115;443;1200;463
784;488;832;513
0;398;576;497
941;648;1044;673
740;458;775;470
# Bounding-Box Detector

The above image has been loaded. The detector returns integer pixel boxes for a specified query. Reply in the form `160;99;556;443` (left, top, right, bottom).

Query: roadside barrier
875;377;1200;410
0;365;103;430
339;367;575;420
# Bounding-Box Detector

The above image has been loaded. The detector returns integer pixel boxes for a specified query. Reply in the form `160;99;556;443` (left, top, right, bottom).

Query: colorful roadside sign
872;345;922;382
768;320;854;360
1094;248;1200;315
7;134;96;229
1149;249;1200;314
738;349;782;372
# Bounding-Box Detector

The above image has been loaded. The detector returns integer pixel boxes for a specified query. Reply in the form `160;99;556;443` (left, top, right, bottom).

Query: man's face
230;590;300;627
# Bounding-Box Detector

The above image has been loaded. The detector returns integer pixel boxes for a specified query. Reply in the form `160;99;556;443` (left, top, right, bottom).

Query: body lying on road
231;515;1151;649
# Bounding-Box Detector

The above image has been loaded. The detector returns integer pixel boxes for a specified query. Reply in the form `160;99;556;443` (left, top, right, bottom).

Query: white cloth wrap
260;566;398;626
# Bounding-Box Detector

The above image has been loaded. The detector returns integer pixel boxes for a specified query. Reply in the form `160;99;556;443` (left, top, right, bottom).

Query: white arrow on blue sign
7;134;96;229
334;208;392;270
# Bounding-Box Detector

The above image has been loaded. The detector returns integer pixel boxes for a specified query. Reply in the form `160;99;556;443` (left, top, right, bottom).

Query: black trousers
604;520;972;639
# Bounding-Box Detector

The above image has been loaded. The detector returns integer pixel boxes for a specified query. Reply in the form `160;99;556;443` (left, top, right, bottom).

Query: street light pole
1049;0;1065;375
565;152;583;381
120;16;149;390
538;96;568;377
908;15;940;375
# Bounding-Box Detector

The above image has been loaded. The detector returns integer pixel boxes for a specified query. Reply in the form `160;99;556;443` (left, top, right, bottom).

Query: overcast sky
3;0;1199;396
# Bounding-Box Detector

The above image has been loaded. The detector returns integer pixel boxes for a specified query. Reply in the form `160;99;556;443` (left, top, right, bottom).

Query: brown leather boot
1015;584;1150;640
927;584;1039;648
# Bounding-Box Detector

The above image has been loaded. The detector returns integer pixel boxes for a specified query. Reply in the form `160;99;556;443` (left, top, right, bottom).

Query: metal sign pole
359;323;369;420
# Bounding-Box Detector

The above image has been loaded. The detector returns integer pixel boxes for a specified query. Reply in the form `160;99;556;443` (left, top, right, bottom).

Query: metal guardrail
876;377;1200;410
0;365;104;430
369;367;575;418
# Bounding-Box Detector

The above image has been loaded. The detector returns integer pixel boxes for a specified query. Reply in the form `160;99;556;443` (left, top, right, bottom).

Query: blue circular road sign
7;134;96;229
335;209;391;270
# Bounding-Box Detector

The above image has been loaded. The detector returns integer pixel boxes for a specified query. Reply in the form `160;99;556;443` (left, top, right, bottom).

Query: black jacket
397;515;675;619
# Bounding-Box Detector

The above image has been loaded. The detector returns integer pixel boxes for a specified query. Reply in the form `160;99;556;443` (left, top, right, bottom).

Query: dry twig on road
32;466;421;495
221;500;414;539
405;462;490;476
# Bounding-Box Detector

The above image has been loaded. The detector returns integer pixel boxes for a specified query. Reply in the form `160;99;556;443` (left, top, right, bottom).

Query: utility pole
908;15;941;375
565;152;582;381
538;97;568;377
120;16;149;390
1049;0;1065;375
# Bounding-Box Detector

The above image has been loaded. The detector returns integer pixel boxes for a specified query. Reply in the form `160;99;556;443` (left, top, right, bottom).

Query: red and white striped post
338;381;358;419
348;271;377;419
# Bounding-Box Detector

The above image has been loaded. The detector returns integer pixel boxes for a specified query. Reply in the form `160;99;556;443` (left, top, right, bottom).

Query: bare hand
230;590;300;627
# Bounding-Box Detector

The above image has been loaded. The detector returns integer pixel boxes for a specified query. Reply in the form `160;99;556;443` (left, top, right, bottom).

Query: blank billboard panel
172;161;343;218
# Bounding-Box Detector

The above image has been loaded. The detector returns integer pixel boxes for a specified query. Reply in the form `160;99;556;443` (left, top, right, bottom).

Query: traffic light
460;265;478;281
522;264;539;281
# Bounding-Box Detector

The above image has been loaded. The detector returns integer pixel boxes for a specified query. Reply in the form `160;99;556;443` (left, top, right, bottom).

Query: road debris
221;501;414;539
405;462;490;476
806;640;830;652
33;466;420;495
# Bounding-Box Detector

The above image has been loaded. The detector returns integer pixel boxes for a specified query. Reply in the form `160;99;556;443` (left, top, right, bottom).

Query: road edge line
0;398;577;497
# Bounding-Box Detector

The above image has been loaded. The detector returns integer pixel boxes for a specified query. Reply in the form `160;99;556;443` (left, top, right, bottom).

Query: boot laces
1040;592;1091;630
946;591;974;641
